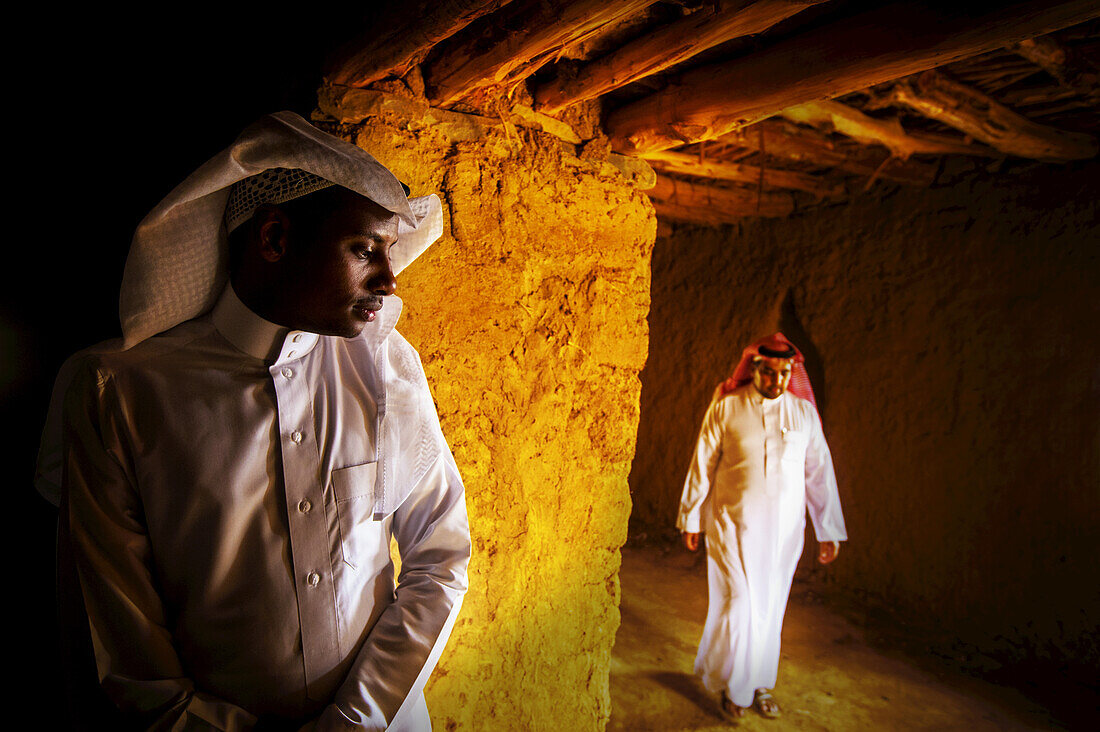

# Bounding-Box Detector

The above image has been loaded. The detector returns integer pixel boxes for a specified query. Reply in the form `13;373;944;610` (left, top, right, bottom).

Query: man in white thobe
677;333;847;720
37;112;470;731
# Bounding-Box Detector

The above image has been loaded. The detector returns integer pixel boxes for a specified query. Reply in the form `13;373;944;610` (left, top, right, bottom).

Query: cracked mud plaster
335;116;656;728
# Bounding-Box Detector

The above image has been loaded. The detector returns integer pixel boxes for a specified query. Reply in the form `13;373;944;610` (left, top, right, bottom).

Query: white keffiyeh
36;111;445;506
120;110;443;348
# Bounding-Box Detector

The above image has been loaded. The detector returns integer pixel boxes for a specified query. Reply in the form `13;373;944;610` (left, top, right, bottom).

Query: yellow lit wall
331;114;656;728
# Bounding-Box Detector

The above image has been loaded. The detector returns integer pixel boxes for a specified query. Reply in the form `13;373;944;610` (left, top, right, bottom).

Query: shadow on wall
626;159;1100;711
780;290;827;417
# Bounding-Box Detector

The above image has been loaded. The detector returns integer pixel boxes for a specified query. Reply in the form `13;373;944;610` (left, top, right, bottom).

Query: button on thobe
58;284;471;729
677;383;846;708
270;340;340;699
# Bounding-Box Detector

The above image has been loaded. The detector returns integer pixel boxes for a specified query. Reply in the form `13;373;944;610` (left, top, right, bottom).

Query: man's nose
369;259;397;296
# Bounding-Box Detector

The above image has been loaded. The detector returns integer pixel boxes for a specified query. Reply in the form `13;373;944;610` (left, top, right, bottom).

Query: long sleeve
677;395;726;533
804;408;847;543
319;454;471;731
62;360;259;731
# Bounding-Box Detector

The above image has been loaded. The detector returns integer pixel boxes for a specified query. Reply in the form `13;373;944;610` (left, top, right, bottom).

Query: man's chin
342;321;369;338
311;319;367;339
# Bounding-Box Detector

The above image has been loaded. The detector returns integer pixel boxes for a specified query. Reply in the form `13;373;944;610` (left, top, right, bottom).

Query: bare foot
753;688;781;719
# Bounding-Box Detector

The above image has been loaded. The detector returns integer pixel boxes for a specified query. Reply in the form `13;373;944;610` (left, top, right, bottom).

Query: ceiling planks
779;100;996;158
1012;35;1100;104
884;69;1099;160
325;0;511;88
422;0;658;107
534;0;827;114
717;120;941;187
642;148;844;198
649;174;798;222
320;0;1100;224
605;0;1100;155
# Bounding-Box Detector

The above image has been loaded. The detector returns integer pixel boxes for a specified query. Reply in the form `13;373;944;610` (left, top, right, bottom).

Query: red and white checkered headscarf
719;332;817;407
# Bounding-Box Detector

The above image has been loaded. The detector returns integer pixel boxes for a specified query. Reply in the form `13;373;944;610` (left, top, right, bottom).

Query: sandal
719;691;746;723
753;689;781;719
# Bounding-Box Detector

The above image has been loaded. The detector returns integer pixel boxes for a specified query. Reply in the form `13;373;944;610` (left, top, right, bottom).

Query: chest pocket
780;429;809;465
332;462;378;570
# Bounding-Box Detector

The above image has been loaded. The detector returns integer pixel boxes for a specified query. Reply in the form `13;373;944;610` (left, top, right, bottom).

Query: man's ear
254;205;290;263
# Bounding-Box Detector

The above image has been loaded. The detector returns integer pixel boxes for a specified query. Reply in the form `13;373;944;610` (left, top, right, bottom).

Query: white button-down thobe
59;286;470;730
677;384;846;708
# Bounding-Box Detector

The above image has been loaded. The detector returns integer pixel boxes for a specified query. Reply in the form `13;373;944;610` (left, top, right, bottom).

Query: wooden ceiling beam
642;149;843;198
649;174;797;222
887;69;1099;160
1012;35;1100;104
721;120;939;186
424;0;657;108
606;0;1100;155
535;0;827;114
780;100;995;158
324;0;509;87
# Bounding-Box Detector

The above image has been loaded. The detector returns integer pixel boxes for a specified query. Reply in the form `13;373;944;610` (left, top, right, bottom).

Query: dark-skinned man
677;333;846;721
37;112;470;731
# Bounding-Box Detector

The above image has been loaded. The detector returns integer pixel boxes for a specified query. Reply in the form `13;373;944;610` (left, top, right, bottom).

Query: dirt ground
609;545;1069;731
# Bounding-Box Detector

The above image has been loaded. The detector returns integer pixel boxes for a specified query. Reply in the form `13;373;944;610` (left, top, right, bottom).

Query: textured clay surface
629;161;1100;693
338;117;656;729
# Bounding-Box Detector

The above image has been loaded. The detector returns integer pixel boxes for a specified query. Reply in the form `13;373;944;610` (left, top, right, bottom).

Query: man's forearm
322;456;471;729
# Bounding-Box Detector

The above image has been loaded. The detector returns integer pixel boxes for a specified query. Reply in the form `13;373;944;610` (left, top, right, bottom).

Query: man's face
279;191;400;338
752;357;793;399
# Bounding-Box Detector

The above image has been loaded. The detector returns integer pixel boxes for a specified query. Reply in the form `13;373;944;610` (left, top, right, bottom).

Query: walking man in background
678;333;847;721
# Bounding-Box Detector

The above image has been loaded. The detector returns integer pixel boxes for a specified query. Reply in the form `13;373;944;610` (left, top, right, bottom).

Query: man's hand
817;540;840;564
682;532;701;552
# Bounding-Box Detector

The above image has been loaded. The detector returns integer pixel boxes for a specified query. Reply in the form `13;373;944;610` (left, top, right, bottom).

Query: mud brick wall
630;161;1099;686
333;114;656;728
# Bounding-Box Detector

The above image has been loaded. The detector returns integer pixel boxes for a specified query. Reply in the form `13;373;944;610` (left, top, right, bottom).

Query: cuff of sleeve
676;515;701;534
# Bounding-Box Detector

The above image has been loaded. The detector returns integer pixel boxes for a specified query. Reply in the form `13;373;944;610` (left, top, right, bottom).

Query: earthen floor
609;545;1064;731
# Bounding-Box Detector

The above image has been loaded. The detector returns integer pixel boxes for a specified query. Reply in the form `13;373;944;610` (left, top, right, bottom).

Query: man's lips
354;297;384;322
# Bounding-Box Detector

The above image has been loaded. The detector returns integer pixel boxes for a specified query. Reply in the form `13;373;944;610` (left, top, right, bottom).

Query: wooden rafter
648;174;796;223
780;100;995;158
642;149;843;198
535;0;826;114
999;85;1080;109
424;0;657;107
324;0;509;87
606;0;1100;154
721;120;939;187
886;69;1099;160
315;85;657;188
1012;35;1100;104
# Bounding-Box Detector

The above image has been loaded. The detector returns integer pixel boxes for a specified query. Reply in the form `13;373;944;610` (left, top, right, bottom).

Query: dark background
9;11;365;723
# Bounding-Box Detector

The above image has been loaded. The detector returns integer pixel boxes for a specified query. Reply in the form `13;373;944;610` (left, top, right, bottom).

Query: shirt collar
212;284;319;363
211;284;403;363
360;293;403;348
739;382;785;406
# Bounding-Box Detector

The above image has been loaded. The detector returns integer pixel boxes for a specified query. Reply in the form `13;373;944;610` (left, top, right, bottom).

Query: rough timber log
648;174;796;222
889;69;1099;160
535;0;826;113
607;0;1100;154
642;148;842;197
1012;35;1100;105
780;100;993;158
723;120;939;186
424;0;657;107
325;0;509;87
